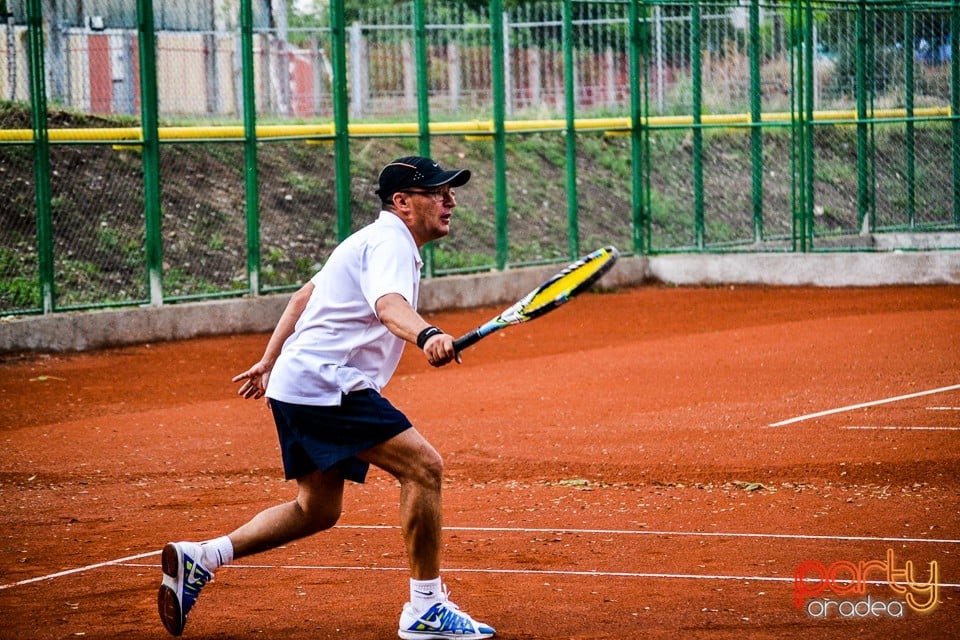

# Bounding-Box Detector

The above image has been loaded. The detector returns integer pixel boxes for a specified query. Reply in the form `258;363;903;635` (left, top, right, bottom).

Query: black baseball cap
376;156;471;203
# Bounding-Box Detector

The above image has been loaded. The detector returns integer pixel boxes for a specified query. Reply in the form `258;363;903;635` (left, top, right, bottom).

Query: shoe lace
433;585;485;630
435;584;460;609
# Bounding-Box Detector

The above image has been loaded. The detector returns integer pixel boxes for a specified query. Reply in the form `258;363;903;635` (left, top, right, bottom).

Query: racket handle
453;330;482;353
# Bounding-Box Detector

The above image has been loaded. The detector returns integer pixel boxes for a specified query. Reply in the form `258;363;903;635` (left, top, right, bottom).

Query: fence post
310;34;324;114
654;5;664;114
805;0;817;250
203;30;218;114
240;0;261;294
402;39;415;111
628;0;647;255
855;0;871;235
137;0;163;305
330;0;352;241
26;0;53;312
952;0;960;225
4;9;16;102
448;40;460;112
562;0;580;259
691;2;704;249
413;0;435;276
349;21;364;118
272;0;291;115
749;0;764;243
503;9;513;118
491;1;509;270
794;0;815;252
529;47;542;110
904;9;916;229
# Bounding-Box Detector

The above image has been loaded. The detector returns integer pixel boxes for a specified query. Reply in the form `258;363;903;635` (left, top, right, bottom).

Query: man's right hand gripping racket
453;245;619;353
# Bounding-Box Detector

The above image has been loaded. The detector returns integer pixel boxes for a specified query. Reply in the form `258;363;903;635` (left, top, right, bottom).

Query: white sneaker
398;586;495;639
157;541;213;636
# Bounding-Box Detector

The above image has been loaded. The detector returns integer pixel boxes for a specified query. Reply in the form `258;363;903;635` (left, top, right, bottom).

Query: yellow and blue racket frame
454;245;619;352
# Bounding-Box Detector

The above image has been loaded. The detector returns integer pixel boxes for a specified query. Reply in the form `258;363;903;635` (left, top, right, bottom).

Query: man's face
392;185;457;247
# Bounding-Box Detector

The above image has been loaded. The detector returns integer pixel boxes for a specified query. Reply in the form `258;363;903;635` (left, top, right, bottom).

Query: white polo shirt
265;211;422;406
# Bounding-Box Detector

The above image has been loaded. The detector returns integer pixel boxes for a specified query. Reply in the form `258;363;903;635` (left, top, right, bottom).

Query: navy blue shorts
269;389;412;483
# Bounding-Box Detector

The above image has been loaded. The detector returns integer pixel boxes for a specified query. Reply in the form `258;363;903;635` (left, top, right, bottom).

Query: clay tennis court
1;284;958;639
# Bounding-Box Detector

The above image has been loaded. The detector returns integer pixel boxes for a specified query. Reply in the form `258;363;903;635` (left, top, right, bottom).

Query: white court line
768;384;960;427
3;526;957;592
112;562;960;589
0;550;159;591
928;407;960;411
842;426;960;431
397;525;960;545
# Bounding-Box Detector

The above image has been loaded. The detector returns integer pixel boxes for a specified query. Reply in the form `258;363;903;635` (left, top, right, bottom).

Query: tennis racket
453;245;619;353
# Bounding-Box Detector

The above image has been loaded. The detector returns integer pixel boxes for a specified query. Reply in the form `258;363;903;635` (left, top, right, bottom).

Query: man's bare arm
232;281;315;398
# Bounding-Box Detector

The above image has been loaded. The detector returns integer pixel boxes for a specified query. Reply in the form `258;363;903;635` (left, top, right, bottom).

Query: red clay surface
1;285;958;640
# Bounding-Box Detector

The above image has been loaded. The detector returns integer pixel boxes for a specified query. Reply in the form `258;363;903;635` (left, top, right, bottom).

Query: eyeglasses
403;188;455;202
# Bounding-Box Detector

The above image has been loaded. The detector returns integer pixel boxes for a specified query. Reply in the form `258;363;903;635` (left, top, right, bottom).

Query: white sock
200;536;234;572
410;577;442;613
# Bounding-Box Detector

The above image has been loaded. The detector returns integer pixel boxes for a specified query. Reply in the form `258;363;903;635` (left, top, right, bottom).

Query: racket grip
453;330;482;353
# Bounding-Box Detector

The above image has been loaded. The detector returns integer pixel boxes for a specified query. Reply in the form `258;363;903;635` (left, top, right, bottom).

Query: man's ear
391;191;409;209
388;193;416;228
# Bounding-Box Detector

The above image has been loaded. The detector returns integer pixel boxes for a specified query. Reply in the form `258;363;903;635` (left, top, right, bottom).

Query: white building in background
1;0;285;117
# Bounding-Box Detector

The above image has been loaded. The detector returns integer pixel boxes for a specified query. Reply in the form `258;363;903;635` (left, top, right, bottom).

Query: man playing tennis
157;156;495;639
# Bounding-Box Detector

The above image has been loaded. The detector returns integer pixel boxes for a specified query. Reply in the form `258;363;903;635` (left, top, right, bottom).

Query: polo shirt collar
378;210;423;269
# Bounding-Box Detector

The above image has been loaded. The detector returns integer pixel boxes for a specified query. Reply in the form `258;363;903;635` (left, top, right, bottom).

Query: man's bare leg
229;467;346;558
360;428;444;579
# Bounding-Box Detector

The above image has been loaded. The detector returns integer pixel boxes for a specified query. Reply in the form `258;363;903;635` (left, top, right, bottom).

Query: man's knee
298;497;341;532
295;469;344;532
413;450;444;490
309;506;341;532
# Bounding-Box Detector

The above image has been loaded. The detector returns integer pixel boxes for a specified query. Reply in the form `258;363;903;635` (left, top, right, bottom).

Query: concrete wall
2;251;958;355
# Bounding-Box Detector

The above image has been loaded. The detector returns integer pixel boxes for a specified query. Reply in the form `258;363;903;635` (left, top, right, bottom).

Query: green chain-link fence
1;0;957;316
